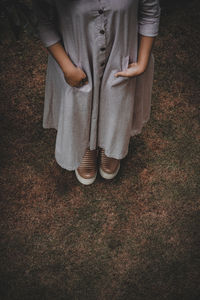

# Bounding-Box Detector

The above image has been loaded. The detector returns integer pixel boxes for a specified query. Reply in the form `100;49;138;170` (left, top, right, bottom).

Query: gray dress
34;0;161;170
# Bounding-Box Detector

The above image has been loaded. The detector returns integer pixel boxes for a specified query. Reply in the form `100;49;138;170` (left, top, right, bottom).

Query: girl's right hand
63;65;88;88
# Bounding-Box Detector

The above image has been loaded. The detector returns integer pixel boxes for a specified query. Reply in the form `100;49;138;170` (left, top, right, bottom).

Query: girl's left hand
114;62;146;78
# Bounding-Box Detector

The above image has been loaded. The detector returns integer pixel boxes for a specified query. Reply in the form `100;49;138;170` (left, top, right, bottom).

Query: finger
114;71;129;78
82;74;88;81
79;68;87;78
69;80;82;88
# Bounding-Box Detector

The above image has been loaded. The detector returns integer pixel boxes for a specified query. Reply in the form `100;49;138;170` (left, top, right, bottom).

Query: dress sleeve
138;0;161;37
33;0;61;47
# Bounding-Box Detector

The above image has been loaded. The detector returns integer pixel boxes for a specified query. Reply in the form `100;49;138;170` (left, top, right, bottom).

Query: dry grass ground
0;1;200;299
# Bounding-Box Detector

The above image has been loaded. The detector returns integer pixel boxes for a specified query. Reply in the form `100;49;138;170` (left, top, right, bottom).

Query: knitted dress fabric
33;0;161;170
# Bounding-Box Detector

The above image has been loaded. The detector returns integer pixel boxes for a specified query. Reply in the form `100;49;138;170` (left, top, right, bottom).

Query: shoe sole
99;162;120;180
75;169;97;185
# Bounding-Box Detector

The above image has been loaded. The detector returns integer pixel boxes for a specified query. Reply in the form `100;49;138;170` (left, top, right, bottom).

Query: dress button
100;29;105;34
100;47;106;51
98;9;104;14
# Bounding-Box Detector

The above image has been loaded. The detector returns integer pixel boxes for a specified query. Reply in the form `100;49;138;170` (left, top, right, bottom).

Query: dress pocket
110;55;130;87
68;60;92;111
71;60;91;92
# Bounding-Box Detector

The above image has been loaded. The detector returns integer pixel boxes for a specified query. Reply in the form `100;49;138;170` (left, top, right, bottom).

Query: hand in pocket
64;65;88;88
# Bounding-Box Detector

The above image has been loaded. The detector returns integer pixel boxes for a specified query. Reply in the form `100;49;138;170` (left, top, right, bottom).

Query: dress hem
43;115;150;170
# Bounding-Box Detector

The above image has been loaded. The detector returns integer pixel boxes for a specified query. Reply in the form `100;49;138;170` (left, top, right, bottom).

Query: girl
33;0;161;185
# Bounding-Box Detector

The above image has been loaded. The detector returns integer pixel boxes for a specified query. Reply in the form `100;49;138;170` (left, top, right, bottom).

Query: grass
0;0;200;299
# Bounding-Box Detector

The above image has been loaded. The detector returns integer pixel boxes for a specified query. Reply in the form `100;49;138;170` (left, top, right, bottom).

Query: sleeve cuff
138;24;159;37
38;25;62;48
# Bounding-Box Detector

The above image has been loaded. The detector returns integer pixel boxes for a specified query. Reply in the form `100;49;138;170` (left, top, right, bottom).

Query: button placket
97;6;107;75
89;0;107;149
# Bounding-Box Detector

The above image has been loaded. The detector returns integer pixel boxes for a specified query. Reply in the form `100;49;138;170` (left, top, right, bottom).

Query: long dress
33;0;161;170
